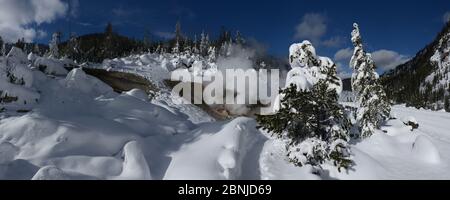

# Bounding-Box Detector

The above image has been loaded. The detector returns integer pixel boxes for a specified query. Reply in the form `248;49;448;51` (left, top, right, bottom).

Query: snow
412;135;441;164
3;49;450;180
63;68;114;96
164;117;267;180
0;142;19;164
33;57;69;76
113;141;152;180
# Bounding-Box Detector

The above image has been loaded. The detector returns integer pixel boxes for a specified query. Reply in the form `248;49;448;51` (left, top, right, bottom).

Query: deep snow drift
2;48;450;180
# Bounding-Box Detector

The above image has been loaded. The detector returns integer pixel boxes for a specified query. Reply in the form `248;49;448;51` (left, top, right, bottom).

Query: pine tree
257;41;352;172
172;40;180;54
14;38;26;51
350;23;391;138
33;43;40;56
200;31;210;57
66;33;81;61
235;31;245;45
257;78;352;172
49;32;61;58
208;46;216;63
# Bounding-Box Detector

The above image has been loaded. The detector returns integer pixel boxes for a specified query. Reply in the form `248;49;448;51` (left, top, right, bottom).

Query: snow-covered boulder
34;57;69;76
64;68;114;96
113;141;152;180
402;116;419;130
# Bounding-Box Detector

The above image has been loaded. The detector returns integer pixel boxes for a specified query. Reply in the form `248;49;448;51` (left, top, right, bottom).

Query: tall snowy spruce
257;41;352;173
350;23;391;139
48;32;61;58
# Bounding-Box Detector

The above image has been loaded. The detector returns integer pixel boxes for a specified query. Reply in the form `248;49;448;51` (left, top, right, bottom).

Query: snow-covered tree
49;32;61;58
33;43;41;56
0;47;40;105
172;40;180;54
258;41;352;173
1;43;5;57
66;33;81;61
200;31;210;56
350;23;391;138
208;46;216;63
192;35;200;55
235;31;245;46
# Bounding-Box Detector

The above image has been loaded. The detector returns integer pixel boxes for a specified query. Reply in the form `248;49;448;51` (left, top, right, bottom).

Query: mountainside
382;22;450;111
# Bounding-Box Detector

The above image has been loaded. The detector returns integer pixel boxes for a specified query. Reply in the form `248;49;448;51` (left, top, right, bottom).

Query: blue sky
1;0;449;76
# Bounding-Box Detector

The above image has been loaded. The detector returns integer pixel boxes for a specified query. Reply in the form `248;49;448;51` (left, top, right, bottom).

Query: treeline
0;22;251;64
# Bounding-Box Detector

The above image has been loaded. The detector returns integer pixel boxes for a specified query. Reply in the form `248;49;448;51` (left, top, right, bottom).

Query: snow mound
64;68;114;96
412;135;441;164
27;53;37;63
164;117;266;180
5;47;28;66
0;142;19;164
34;57;69;76
114;141;152;180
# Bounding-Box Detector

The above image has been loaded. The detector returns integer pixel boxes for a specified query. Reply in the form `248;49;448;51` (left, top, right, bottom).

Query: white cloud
294;13;345;48
154;31;175;39
294;13;327;44
334;48;353;61
322;36;345;48
0;0;68;42
371;49;410;71
443;12;450;23
69;0;80;18
336;62;351;79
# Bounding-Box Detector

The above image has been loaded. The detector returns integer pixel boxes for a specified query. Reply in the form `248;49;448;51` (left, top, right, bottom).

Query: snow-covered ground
2;48;450;180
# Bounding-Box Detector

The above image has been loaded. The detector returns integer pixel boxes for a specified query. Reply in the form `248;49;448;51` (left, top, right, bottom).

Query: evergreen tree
66;33;81;61
208;46;216;63
193;35;200;54
172;40;180;54
235;31;245;45
14;38;26;51
200;31;210;57
350;23;391;138
33;43;41;56
257;79;352;172
257;42;352;172
102;22;117;58
49;32;61;58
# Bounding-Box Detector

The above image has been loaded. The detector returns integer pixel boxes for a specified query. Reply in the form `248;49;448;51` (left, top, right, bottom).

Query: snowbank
164;117;267;180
